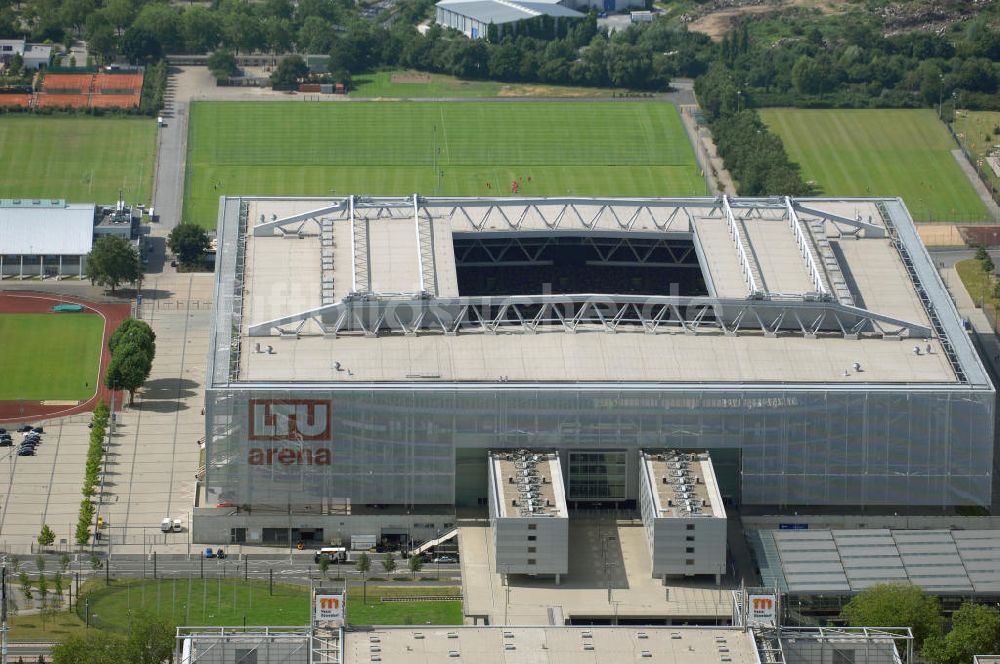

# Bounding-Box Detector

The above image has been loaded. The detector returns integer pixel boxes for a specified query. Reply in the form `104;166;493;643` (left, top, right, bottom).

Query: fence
945;118;1000;216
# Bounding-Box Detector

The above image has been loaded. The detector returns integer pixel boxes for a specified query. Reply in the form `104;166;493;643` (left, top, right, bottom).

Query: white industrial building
0;39;52;69
0;199;95;279
435;0;585;39
488;450;569;582
640;450;727;582
435;0;649;38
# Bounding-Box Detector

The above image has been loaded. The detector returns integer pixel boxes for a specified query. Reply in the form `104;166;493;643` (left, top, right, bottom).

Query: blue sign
778;523;808;530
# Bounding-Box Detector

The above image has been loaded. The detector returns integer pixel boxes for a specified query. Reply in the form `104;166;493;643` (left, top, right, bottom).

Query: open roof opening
453;234;708;297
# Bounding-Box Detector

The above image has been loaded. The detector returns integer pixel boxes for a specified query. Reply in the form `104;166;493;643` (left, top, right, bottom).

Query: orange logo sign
319;597;341;610
752;597;773;611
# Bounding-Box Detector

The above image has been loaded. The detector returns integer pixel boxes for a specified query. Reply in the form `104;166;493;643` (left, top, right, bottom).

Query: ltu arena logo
248;400;332;440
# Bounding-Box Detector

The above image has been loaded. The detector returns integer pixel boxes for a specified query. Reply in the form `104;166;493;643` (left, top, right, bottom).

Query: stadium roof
751;529;1000;595
436;0;584;23
0;200;95;255
208;196;990;388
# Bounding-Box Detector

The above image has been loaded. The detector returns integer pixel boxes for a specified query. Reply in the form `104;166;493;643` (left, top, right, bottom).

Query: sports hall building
195;195;993;546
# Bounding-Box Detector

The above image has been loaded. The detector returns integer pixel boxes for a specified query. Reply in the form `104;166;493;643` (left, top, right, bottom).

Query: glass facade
204;386;994;510
568;451;628;501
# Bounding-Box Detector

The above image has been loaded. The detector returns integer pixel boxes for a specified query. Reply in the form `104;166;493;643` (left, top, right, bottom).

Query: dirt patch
915;223;965;247
0;292;130;423
498;84;603;97
390;71;433;84
687;0;847;42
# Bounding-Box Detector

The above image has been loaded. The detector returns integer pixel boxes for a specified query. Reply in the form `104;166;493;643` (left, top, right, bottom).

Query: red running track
0;291;130;424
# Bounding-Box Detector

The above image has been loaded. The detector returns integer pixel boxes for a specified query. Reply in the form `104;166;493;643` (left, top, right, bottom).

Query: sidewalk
940;266;1000;379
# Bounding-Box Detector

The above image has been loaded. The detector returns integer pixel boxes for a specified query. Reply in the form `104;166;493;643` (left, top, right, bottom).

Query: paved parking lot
0;418;93;552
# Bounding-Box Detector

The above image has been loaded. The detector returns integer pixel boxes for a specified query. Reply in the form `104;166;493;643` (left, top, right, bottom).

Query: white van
314;547;347;564
160;517;172;532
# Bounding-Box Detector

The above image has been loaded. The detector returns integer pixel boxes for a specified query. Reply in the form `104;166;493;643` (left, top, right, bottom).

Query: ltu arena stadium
194;195;994;546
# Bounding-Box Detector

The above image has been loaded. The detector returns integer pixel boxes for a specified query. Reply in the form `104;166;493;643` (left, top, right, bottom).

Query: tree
59;553;70;572
37;523;56;547
167;223;210;267
52;631;129;664
53;571;63;597
975;246;990;262
9;51;22;75
125;612;174;664
408;553;423;579
207;49;238;79
923;603;1000;664
271;53;307;88
105;340;153;405
356;552;371;603
381;552;397;576
318;555;330;578
19;571;31;601
181;6;222;53
108;318;156;359
981;254;995;275
840;583;943;649
86;235;141;294
36;556;45;573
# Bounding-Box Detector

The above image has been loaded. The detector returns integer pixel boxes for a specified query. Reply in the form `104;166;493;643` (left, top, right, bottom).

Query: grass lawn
346;585;463;625
0;313;104;400
0;117;156;204
760;109;991;222
351;70;619;98
952;110;1000;201
183;101;705;227
78;579;310;632
956;258;998;310
8;610;86;641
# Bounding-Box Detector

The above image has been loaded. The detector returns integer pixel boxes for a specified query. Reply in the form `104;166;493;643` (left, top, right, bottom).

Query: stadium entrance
453;234;707;297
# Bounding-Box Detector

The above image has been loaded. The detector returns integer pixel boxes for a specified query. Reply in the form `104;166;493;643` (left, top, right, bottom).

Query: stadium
195;194;994;547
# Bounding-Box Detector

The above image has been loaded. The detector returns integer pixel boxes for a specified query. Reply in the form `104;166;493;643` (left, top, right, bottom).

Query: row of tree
76;400;109;545
695;62;815;197
841;583;1000;664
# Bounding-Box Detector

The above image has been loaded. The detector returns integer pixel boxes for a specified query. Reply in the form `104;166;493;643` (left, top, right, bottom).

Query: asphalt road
5;553;460;586
151;72;188;231
927;247;1000;268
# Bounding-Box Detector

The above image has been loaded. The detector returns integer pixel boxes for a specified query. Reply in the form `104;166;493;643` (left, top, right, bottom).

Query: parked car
0;428;7;435
0;439;11;448
432;555;458;564
216;549;226;559
16;425;33;433
161;517;173;533
31;427;43;434
17;448;34;456
204;548;215;559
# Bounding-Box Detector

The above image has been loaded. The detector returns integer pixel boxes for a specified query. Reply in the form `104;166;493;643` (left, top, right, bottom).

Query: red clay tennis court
0;292;129;423
0;94;31;108
33;71;145;110
35;93;90;108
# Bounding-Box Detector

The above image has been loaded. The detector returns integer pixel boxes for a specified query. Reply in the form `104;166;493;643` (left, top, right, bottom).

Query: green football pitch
760;109;990;222
183;101;706;227
0;117;156;204
0;313;104;401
